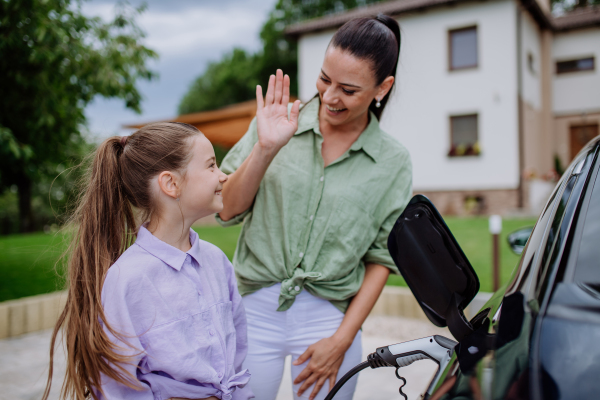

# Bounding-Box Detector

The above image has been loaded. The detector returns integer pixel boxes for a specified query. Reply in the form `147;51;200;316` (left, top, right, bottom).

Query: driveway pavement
0;315;449;400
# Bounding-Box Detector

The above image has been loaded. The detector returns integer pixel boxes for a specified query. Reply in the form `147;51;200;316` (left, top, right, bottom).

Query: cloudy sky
82;0;278;139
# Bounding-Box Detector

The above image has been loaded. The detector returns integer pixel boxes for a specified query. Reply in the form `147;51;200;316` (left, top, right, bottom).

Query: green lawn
0;218;535;302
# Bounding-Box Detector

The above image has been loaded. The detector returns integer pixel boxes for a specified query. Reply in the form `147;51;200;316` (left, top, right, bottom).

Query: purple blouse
98;225;253;400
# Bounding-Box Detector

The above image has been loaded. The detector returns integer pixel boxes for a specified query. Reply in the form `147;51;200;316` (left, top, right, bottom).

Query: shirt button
309;215;314;221
218;372;223;378
294;286;300;291
209;330;214;336
299;252;304;258
320;176;324;182
288;286;293;291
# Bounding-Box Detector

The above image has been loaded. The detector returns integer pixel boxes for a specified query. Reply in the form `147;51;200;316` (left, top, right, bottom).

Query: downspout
516;4;524;209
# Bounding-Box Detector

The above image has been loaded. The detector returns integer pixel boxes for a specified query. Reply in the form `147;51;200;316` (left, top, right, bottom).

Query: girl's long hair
42;122;200;400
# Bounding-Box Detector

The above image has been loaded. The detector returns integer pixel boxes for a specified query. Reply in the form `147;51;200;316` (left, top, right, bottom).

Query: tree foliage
178;0;386;115
0;0;157;232
179;49;261;115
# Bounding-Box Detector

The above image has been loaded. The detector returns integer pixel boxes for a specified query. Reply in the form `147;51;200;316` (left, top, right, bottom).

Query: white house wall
553;28;600;114
297;0;520;192
521;10;542;110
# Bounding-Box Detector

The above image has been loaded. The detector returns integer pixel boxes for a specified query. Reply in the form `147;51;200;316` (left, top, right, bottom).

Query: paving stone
0;315;451;400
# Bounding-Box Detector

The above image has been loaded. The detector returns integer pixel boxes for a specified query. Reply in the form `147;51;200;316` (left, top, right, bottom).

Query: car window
573;162;600;284
506;151;591;298
535;175;577;301
505;184;560;296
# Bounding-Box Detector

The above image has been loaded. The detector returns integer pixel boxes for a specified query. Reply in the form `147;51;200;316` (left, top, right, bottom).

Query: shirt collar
295;96;381;163
348;110;381;163
295;96;321;136
135;224;201;271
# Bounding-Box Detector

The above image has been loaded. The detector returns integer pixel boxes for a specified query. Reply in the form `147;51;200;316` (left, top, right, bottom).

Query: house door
570;124;598;160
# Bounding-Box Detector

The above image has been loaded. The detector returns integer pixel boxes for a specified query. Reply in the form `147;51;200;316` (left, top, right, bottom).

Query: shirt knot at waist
277;269;322;311
219;369;251;399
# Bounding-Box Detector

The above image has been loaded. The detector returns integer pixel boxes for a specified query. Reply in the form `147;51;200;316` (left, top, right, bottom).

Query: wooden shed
123;100;258;149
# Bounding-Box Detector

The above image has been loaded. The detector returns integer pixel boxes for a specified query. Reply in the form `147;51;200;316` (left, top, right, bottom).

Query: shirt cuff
215;209;250;227
362;249;400;274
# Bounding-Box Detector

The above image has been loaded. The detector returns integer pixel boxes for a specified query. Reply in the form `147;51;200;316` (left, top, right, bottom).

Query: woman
218;15;412;400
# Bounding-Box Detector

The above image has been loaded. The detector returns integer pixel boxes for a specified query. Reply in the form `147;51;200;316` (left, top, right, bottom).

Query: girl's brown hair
43;122;200;400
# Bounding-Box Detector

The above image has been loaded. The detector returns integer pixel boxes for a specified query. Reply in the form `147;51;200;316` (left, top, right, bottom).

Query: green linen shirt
217;97;412;313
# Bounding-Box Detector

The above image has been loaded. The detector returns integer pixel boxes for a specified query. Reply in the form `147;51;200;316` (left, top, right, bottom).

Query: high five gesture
219;70;301;222
255;69;301;153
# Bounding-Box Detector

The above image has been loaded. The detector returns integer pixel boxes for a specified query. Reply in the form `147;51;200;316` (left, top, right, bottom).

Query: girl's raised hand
255;69;301;153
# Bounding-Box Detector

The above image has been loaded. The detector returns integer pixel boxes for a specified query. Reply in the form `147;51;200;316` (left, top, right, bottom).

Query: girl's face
179;135;228;219
316;46;394;127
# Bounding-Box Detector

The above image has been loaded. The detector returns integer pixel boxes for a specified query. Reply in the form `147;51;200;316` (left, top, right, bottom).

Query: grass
0;231;69;303
0;218;535;302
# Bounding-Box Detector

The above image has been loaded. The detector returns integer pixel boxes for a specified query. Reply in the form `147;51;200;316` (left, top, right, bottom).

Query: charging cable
323;335;457;400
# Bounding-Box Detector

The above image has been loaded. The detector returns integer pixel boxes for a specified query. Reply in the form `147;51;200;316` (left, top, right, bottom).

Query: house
286;0;600;215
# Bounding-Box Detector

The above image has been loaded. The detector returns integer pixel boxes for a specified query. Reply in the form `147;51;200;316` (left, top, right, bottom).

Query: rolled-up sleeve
216;118;260;227
362;153;412;274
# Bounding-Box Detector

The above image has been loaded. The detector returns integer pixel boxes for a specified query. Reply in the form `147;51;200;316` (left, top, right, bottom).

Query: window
449;114;479;156
556;57;595;74
528;52;536;75
449;26;478;70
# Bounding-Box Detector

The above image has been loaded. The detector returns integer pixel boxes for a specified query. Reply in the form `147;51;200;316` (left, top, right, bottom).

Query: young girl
43;122;254;400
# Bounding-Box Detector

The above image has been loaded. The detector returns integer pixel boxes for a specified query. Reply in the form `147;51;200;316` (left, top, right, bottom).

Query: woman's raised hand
256;69;301;153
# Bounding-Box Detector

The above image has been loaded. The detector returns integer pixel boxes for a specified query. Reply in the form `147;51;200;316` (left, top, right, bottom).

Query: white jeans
242;284;362;400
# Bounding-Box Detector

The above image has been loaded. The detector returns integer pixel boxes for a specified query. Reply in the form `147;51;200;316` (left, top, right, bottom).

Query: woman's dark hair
330;14;401;120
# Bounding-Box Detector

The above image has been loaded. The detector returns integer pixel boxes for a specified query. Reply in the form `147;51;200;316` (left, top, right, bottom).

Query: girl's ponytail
44;122;200;400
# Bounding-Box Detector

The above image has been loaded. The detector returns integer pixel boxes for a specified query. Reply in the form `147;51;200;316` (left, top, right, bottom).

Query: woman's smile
324;104;348;116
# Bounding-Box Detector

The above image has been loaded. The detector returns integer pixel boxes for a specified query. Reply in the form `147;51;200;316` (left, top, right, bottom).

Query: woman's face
316;46;393;127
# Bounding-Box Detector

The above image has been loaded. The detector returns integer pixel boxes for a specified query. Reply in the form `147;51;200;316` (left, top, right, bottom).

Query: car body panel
426;136;600;400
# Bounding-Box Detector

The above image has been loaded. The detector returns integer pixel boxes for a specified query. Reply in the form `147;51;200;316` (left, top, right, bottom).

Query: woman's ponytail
44;122;200;400
330;14;402;120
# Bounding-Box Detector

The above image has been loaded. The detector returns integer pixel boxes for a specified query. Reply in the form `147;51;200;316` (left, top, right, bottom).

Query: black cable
324;351;393;400
323;361;370;400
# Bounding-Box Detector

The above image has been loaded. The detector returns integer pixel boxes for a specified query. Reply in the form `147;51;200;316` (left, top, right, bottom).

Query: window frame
448;25;479;71
448;113;480;157
556;57;595;74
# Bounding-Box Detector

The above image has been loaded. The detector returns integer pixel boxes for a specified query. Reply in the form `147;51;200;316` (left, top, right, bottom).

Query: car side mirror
388;195;480;342
507;227;533;255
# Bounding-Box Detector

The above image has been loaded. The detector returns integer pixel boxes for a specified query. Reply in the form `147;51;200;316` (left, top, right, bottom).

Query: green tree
178;0;386;115
0;0;157;232
179;48;260;115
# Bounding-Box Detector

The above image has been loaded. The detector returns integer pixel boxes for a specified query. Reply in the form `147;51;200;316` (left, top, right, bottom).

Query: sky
81;0;278;139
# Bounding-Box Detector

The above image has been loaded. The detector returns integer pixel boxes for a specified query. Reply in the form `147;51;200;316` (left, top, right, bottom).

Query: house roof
553;5;600;31
285;0;600;36
285;0;470;36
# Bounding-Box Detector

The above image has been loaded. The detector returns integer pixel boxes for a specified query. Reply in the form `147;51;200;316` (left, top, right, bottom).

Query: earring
375;99;381;108
176;198;180;202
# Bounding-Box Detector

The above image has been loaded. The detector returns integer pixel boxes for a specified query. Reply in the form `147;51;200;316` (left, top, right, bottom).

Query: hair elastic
120;136;129;147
